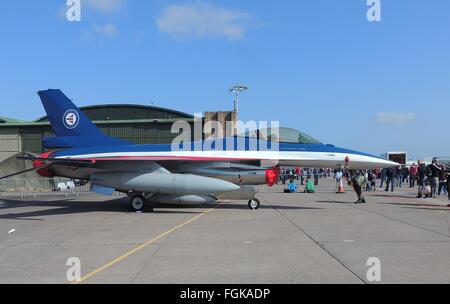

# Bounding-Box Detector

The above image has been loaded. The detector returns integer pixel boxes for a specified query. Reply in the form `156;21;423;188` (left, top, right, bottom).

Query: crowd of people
278;168;332;194
277;160;450;202
378;160;449;199
278;168;332;186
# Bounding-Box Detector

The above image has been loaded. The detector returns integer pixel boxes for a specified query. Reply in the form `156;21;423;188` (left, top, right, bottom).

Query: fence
0;178;91;198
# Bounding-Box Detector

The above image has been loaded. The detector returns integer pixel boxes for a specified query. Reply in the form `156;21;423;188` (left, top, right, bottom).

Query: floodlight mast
229;85;248;113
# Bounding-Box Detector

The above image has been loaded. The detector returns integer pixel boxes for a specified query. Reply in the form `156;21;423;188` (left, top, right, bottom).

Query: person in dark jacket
438;171;448;196
313;168;320;186
385;167;397;192
447;172;450;202
379;168;387;188
402;166;409;185
396;166;402;188
428;160;443;198
417;161;428;198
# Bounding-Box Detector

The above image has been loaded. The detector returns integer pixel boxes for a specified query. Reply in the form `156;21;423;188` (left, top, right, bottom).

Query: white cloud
156;2;252;40
376;112;416;124
82;0;126;14
92;23;119;36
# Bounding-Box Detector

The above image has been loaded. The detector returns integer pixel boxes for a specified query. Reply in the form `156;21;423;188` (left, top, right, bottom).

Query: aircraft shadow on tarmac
0;197;320;220
203;203;321;211
0;197;201;220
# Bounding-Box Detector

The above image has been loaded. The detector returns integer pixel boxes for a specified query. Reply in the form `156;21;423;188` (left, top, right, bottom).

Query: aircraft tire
130;195;147;212
248;199;260;210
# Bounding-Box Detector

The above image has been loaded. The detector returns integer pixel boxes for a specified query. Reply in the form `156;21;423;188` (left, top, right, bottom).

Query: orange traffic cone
336;178;345;194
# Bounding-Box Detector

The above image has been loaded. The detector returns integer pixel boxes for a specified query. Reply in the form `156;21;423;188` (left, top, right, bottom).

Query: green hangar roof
0;116;27;124
0;104;194;126
36;104;194;122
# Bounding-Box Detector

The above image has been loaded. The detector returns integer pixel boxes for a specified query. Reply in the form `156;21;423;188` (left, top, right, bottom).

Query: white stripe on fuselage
58;150;336;160
56;150;391;167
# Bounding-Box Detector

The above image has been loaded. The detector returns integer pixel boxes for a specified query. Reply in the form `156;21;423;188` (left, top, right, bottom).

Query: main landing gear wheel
248;198;261;210
130;195;147;212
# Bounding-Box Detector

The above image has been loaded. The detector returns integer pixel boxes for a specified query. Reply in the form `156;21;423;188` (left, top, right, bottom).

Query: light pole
229;84;248;113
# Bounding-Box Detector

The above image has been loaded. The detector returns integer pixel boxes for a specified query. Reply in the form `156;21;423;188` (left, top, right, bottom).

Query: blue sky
0;0;449;159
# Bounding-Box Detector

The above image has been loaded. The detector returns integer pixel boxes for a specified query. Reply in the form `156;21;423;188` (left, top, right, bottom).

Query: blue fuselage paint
53;137;381;160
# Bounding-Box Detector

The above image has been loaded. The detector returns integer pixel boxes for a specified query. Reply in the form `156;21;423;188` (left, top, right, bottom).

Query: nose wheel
248;198;261;210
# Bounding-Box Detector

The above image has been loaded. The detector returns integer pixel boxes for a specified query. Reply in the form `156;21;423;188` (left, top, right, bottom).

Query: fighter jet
1;90;397;212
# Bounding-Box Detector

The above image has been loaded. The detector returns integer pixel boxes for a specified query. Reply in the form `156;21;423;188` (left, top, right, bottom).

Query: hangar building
0;103;321;164
0;104;196;162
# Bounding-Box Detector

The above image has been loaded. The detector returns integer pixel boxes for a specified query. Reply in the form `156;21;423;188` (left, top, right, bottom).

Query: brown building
203;111;238;139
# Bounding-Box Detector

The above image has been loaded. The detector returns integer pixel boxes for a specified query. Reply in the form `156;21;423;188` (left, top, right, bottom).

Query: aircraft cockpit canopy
243;127;322;145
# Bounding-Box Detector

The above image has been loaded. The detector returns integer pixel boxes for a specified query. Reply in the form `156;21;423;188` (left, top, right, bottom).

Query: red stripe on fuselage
61;156;261;162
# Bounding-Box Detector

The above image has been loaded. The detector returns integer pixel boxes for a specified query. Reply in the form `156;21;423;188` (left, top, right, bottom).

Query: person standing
313;168;320;186
402;166;409;185
438;171;448;196
365;171;371;192
417;161;427;198
446;171;450;202
428;160;443;198
396;166;402;188
370;170;377;191
380;168;387;189
281;168;287;185
300;169;305;185
335;168;344;192
409;163;418;188
385;167;396;192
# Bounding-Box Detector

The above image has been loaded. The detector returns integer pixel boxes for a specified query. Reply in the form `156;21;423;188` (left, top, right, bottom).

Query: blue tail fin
38;89;130;149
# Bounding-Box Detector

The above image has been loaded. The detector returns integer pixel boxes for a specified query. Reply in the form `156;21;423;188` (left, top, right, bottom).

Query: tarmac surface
0;178;449;284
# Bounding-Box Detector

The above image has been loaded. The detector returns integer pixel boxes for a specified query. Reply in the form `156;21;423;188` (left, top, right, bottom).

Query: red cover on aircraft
265;168;279;187
33;152;54;177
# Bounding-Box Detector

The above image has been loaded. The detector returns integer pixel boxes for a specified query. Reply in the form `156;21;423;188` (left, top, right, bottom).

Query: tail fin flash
38;89;129;148
38;89;103;137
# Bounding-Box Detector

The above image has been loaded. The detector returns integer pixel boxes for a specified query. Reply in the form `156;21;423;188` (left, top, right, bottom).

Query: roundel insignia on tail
63;110;80;129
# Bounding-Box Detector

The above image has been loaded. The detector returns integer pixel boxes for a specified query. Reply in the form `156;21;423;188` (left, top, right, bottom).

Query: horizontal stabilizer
0;163;54;180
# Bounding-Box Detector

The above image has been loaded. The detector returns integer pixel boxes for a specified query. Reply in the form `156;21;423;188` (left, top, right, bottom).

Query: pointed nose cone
373;158;399;168
346;154;399;169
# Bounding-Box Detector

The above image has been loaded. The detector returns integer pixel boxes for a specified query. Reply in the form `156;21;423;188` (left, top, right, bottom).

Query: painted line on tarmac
73;203;224;284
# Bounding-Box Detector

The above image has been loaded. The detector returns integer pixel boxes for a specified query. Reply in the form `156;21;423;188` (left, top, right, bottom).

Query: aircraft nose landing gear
248;198;261;210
